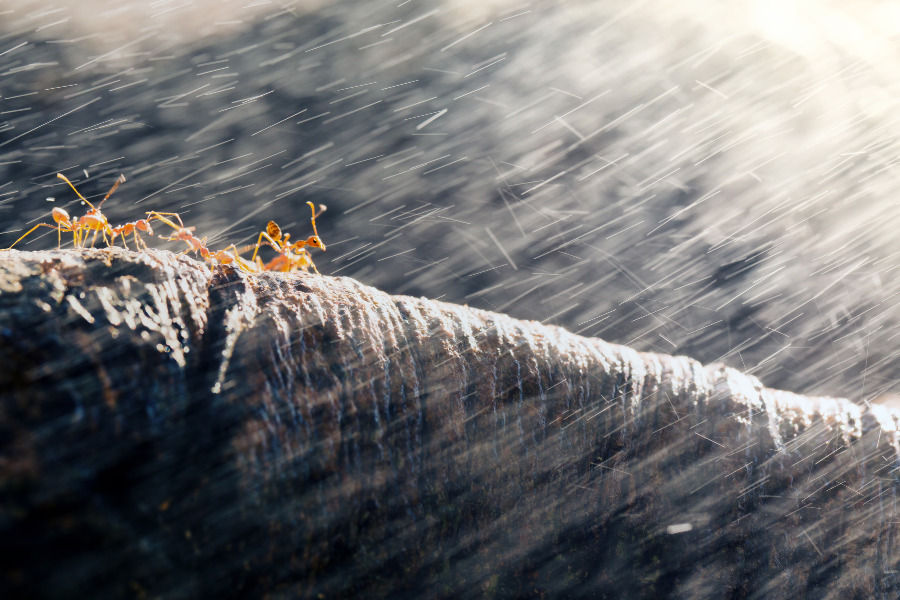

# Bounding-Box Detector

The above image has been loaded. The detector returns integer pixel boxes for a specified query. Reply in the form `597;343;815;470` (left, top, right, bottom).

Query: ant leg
230;252;257;273
8;223;62;249
146;212;186;231
294;250;320;275
224;244;249;268
217;243;239;261
250;231;282;263
250;231;267;263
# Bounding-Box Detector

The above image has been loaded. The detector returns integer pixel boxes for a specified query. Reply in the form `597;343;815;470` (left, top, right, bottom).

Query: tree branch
1;248;898;598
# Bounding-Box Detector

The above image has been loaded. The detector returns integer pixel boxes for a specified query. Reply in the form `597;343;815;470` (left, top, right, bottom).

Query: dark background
1;0;898;401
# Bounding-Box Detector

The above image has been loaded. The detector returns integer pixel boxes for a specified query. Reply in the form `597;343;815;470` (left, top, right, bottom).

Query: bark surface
1;249;898;599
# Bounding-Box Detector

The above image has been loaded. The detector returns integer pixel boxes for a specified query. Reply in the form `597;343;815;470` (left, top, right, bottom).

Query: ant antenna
307;201;321;238
57;173;95;209
99;174;126;208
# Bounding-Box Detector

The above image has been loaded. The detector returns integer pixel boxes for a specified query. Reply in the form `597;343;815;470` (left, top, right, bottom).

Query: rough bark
1;248;898;599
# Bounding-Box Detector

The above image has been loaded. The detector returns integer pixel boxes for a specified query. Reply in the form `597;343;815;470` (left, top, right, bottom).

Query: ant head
137;220;153;234
51;207;71;225
305;236;325;250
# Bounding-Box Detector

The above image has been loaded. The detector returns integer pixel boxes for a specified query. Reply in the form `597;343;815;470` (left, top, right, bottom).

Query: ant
8;173;124;249
110;218;154;250
249;201;326;273
147;211;256;271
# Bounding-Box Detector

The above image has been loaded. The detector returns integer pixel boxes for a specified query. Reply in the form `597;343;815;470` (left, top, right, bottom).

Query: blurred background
1;0;899;401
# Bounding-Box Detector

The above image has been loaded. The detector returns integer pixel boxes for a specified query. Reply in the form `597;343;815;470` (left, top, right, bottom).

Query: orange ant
249;201;326;274
8;173;124;249
110;218;154;250
147;211;256;271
